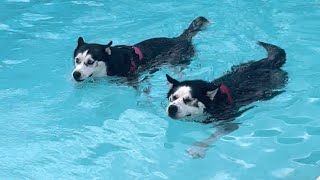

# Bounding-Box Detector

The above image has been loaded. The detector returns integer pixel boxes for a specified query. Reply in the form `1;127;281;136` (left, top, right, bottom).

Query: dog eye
87;60;94;65
173;95;178;100
183;98;192;103
75;58;81;64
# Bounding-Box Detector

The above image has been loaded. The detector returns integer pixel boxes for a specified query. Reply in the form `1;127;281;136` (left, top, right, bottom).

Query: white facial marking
72;50;107;81
167;86;206;119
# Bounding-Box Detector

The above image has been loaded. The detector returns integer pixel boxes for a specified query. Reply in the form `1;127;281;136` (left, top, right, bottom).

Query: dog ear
206;88;219;100
77;37;85;46
105;41;113;55
106;41;112;47
166;74;179;88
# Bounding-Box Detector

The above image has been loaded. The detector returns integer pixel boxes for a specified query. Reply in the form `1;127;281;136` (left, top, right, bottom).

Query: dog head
166;74;219;119
72;37;112;81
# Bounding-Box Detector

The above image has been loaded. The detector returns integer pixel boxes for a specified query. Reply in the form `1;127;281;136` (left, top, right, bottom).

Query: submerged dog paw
186;143;208;159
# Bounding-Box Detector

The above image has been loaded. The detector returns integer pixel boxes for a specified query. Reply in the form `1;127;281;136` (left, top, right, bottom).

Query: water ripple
0;23;10;31
220;154;255;169
71;1;104;7
305;126;320;136
252;129;282;137
293;151;320;165
211;172;237;180
277;137;305;145
271;168;295;179
22;13;53;22
2;59;28;65
34;32;67;40
7;0;30;2
0;88;28;100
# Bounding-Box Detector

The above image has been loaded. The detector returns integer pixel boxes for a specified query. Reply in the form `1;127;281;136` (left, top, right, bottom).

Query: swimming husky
166;42;287;158
72;16;209;82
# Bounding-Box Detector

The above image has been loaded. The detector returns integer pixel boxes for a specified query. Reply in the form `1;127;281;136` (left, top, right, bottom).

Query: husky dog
72;16;209;82
166;42;287;158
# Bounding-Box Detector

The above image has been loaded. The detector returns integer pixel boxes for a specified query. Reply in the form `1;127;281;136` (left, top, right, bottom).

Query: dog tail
179;16;210;40
258;41;286;69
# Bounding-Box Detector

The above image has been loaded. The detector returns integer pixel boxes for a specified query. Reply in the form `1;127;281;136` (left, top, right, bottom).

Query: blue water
1;0;320;179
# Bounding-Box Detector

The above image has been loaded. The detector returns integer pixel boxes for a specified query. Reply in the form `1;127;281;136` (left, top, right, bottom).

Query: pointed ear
106;41;112;47
166;74;179;88
105;41;112;55
77;37;85;46
206;88;219;100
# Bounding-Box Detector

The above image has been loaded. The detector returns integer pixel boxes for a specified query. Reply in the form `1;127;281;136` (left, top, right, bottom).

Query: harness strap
219;84;233;104
129;46;143;73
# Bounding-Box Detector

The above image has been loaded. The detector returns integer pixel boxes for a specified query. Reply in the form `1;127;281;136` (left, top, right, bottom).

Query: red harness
219;84;233;104
130;46;143;73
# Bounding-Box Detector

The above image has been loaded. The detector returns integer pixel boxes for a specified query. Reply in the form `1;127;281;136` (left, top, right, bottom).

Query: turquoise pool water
1;0;320;179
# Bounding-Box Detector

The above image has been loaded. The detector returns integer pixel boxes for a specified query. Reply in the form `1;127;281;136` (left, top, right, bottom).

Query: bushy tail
179;16;210;40
258;41;286;69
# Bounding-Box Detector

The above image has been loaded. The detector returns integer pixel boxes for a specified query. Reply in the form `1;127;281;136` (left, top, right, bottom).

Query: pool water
1;0;320;179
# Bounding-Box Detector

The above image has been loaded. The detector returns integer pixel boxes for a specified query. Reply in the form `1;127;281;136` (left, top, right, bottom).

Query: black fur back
167;42;288;121
209;42;287;118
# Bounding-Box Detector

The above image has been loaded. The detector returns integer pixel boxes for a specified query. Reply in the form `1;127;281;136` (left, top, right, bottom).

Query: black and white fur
166;42;287;158
72;16;209;82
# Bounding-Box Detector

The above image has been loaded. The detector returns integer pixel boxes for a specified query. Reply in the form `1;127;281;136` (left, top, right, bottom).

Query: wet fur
73;16;209;82
167;42;287;122
166;42;287;158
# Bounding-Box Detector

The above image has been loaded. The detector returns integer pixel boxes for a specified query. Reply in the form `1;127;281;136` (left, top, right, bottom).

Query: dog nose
73;71;81;80
168;105;178;117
